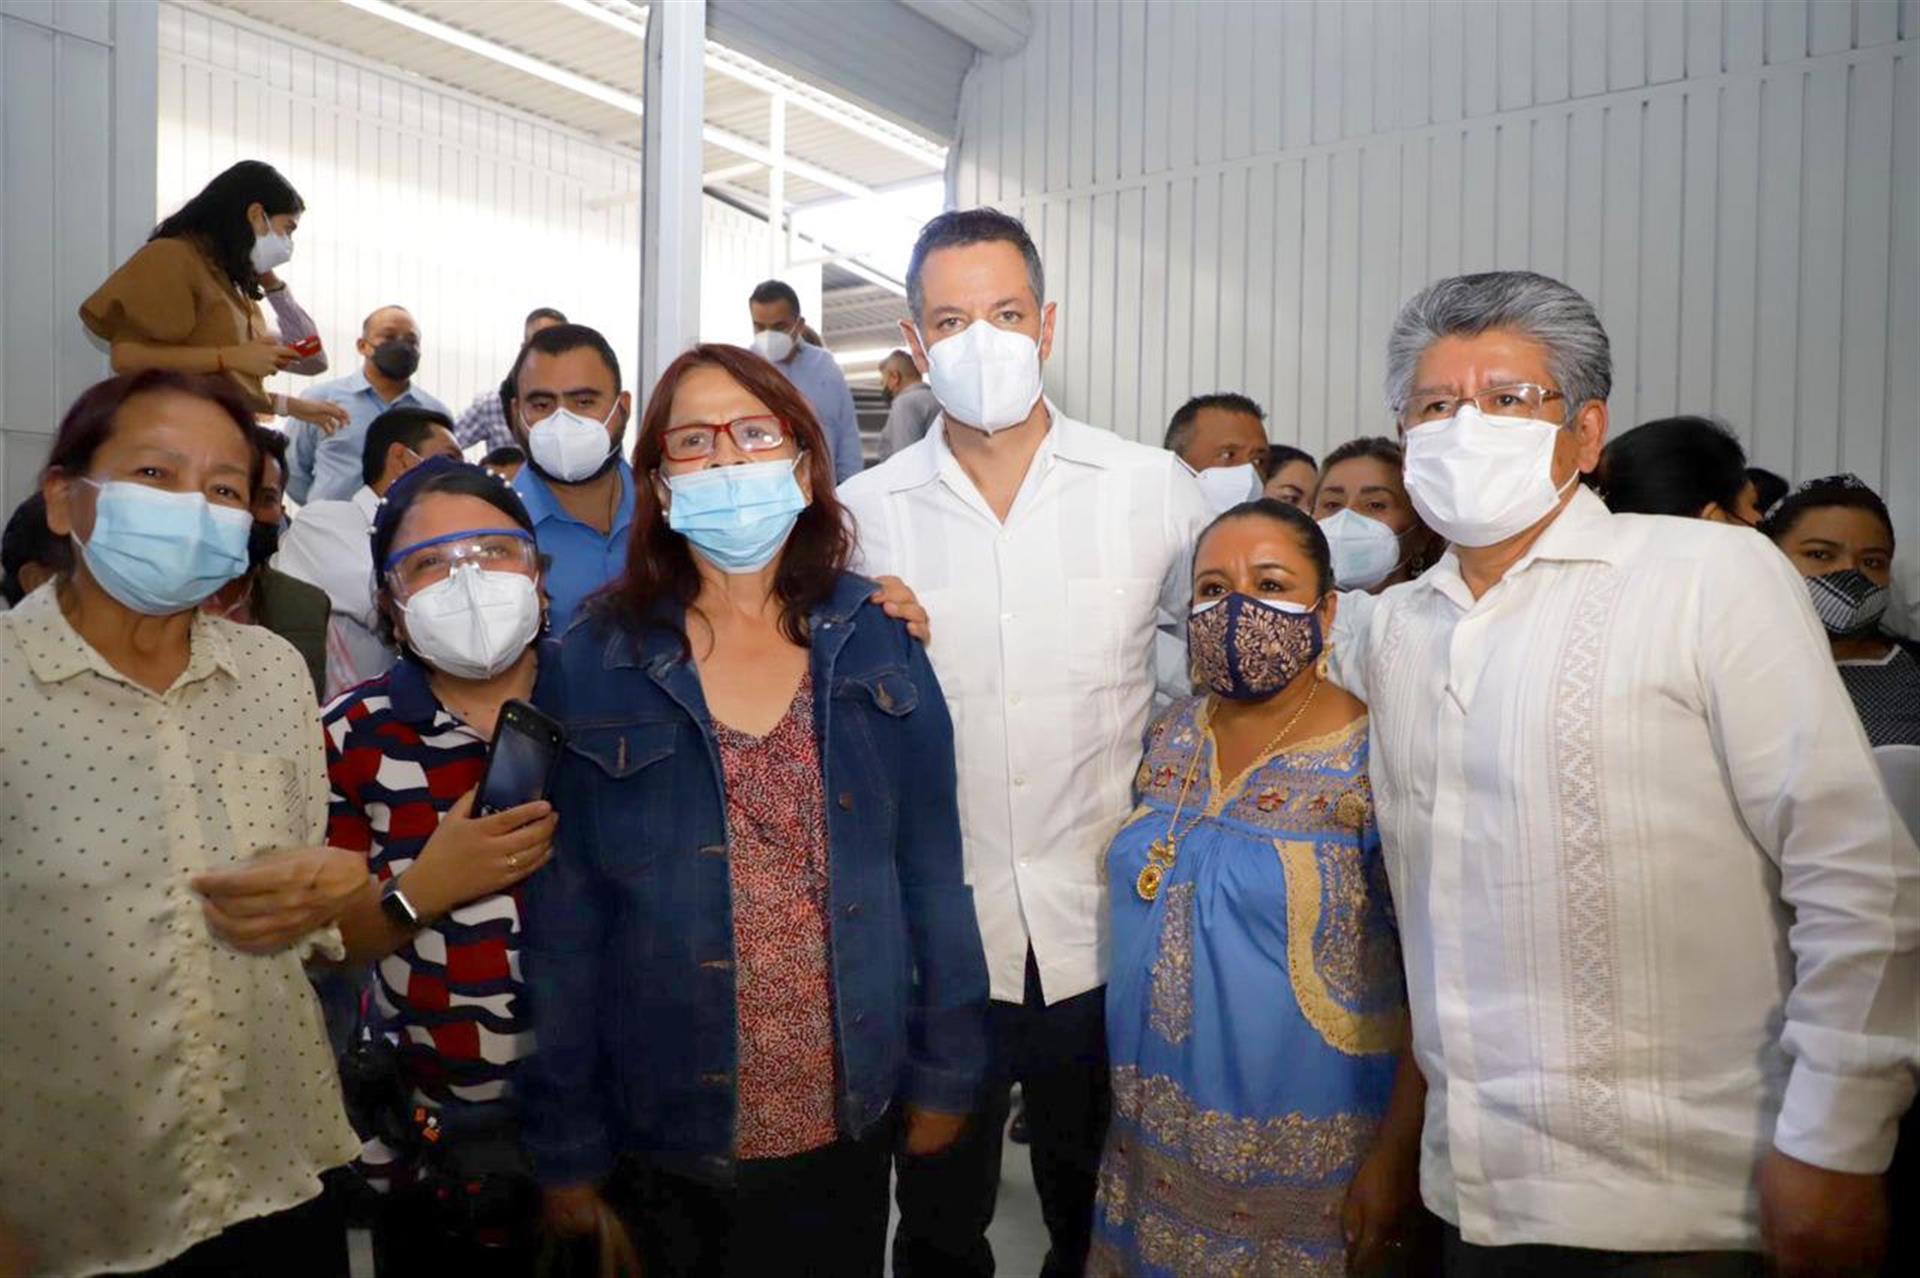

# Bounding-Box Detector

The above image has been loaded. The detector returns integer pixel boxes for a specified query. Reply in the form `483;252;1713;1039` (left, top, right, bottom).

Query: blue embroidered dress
1090;697;1407;1277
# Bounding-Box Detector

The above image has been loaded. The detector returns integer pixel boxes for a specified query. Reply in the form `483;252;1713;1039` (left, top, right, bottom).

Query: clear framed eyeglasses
1399;383;1568;427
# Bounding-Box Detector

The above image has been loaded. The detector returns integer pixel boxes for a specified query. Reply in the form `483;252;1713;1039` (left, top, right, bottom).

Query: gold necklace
1136;678;1324;902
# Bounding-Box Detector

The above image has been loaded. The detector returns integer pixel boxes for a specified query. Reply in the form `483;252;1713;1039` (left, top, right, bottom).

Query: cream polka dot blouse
0;586;360;1275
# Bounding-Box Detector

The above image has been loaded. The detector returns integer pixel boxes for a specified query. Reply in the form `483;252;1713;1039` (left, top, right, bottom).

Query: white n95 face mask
527;403;618;484
751;329;796;363
1195;462;1263;516
922;320;1045;433
1402;404;1577;548
1318;507;1406;591
401;563;542;680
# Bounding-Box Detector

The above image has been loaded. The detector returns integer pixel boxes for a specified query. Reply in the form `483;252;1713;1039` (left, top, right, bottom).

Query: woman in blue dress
1091;498;1426;1277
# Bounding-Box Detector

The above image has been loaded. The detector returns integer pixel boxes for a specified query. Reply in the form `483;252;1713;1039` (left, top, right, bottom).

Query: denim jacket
518;572;990;1186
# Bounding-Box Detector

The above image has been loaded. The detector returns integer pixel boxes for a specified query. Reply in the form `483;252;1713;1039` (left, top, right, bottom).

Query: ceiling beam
334;0;877;201
702;44;945;170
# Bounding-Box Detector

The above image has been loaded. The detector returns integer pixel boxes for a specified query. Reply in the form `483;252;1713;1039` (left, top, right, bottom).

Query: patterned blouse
713;673;839;1160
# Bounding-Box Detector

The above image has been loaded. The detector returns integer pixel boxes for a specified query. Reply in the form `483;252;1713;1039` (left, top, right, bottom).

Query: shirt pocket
214;749;310;860
1065;576;1160;688
564;720;678;877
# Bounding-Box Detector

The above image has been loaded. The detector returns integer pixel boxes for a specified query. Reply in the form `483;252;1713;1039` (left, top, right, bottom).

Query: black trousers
1442;1226;1766;1278
610;1121;894;1278
122;1181;346;1278
893;949;1112;1278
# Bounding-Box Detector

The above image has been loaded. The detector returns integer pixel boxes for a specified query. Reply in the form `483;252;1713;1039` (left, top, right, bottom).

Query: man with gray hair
1335;269;1918;1276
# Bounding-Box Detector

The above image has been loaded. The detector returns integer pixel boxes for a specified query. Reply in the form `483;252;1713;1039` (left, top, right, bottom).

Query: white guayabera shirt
1333;485;1920;1250
839;406;1211;1005
0;587;358;1276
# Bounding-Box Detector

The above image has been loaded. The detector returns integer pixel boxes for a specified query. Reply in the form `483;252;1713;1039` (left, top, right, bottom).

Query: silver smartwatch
379;878;423;930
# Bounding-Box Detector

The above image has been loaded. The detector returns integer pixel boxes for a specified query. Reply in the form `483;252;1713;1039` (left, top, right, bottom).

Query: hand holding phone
476;699;565;815
403;789;557;920
289;334;324;359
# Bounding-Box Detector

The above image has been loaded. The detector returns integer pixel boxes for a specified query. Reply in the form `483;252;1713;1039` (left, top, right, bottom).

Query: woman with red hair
519;345;989;1275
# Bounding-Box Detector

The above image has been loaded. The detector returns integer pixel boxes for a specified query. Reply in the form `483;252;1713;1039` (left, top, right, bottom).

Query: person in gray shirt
878;348;942;460
749;279;863;482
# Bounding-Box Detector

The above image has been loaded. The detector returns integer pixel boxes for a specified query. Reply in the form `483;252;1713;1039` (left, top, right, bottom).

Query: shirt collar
12;584;241;691
351;485;382;519
342;368;419;406
882;400;1102;495
515;460;636;535
1419;484;1622;605
383;654;446;726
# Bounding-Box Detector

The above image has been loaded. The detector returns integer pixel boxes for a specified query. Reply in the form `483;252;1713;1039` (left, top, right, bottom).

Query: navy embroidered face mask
1187;592;1324;701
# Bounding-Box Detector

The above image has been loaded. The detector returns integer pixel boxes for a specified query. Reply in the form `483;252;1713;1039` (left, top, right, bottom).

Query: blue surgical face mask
73;479;252;615
664;456;808;573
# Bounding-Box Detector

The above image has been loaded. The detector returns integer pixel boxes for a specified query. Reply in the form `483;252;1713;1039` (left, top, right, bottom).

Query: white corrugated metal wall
158;0;644;421
0;0;157;511
951;0;1920;546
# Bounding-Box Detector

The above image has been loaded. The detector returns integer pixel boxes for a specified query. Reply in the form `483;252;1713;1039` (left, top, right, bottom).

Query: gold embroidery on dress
1274;839;1408;1056
1108;1066;1378;1185
1148;882;1196;1044
1095;1068;1368;1277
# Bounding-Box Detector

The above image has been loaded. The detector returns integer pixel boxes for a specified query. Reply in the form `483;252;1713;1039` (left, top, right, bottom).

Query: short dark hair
749;280;802;317
481;445;526;468
1748;466;1790;518
253;425;289;488
1595;416;1749;518
43;371;262;494
150;160;304;300
524;306;568;328
906;208;1045;326
1195;498;1335;598
362;406;454;488
1322;435;1404;472
370;458;540;652
2;493;69;606
1268;443;1318;474
513;322;623;396
880;350;920;382
1164;392;1267;454
1762;473;1896;552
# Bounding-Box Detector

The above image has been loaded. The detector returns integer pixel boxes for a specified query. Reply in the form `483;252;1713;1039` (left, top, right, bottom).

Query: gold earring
1316;645;1332;681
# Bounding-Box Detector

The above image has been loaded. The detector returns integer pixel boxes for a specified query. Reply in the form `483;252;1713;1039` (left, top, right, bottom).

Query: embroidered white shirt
838;407;1211;1003
1336;487;1920;1250
0;587;359;1276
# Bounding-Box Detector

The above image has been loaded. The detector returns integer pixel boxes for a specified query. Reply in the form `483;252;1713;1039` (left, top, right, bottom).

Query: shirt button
1014;775;1028;788
1001;612;1015;623
1009;693;1023;706
838;792;855;810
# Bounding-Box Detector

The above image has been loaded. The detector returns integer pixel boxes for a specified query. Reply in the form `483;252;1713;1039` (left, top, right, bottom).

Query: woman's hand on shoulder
191;845;370;954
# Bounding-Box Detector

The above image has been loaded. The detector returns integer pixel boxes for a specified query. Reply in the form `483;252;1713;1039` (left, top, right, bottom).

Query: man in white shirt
838;209;1210;1278
275;405;461;699
1337;269;1918;1277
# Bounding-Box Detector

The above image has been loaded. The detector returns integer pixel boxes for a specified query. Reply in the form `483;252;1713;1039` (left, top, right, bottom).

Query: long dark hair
600;344;853;651
1594;416;1749;518
151;160;305;300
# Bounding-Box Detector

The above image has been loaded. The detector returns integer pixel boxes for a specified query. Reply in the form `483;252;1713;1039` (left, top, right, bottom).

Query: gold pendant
1136;862;1165;901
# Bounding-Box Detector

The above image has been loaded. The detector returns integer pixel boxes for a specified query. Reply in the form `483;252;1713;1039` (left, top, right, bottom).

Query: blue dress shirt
286;370;451;504
515;461;636;633
773;342;863;482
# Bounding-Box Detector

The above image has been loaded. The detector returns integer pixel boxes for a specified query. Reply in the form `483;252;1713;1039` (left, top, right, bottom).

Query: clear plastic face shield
382;528;539;603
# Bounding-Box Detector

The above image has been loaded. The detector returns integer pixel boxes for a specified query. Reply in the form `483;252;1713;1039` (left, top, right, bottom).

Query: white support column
766;91;787;277
639;0;706;406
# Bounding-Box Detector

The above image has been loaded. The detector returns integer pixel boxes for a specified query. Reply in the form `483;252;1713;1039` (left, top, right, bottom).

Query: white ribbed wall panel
0;0;157;511
158;0;644;419
952;0;1920;547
